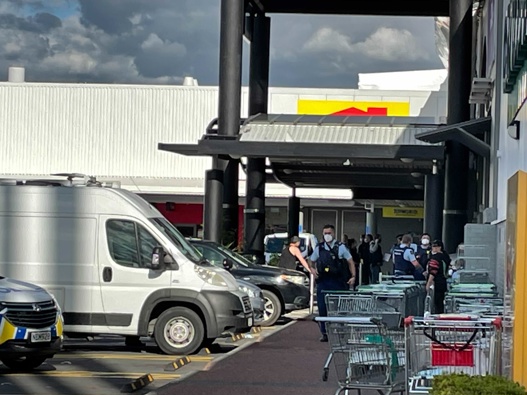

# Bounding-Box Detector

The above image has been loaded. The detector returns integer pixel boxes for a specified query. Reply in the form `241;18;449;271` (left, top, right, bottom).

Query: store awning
415;117;492;158
159;114;444;161
159;114;445;201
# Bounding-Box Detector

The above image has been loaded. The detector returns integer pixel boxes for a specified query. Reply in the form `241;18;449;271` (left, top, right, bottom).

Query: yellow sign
382;207;424;219
507;171;527;386
298;99;410;117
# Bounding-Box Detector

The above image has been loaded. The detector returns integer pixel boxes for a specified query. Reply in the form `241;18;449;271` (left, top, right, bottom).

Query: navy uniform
393;243;424;280
311;240;352;339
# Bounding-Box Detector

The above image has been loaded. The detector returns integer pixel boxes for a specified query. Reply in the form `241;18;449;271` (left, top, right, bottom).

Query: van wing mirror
222;258;234;270
151;247;165;270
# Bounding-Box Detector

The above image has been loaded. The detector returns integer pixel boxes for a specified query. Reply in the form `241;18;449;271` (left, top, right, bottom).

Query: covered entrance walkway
159;0;490;257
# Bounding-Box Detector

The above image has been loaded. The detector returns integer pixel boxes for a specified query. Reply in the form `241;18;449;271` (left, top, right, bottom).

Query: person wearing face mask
310;224;357;342
416;233;432;271
425;240;452;313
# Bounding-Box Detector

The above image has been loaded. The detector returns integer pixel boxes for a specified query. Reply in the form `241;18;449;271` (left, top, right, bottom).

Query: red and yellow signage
297;99;410;117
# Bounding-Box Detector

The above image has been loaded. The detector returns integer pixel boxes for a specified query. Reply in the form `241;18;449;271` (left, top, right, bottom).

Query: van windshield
150;218;202;263
265;237;306;253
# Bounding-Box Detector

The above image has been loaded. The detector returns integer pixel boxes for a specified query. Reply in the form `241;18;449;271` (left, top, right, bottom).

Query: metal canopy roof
415;117;492;158
159;114;444;202
250;0;449;16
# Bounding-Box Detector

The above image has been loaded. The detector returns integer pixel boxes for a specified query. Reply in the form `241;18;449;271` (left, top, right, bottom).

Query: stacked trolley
445;269;503;317
318;277;426;395
405;268;504;394
405;314;503;395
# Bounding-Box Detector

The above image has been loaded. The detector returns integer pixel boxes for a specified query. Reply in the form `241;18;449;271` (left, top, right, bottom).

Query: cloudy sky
0;0;444;88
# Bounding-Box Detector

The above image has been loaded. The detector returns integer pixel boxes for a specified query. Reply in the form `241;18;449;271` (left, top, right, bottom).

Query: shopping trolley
321;292;402;381
316;316;406;395
357;284;424;317
405;315;503;395
445;294;503;314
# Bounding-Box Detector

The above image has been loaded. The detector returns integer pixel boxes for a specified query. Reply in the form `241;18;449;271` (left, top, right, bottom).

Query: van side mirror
151;247;165;270
222;258;234;270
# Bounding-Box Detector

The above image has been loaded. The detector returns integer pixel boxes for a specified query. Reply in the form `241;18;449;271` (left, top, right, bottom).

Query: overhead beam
276;174;423;189
352;188;425;201
258;0;449;16
159;140;444;161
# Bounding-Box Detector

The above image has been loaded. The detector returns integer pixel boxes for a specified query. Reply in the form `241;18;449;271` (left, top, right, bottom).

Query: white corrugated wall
0;83;217;179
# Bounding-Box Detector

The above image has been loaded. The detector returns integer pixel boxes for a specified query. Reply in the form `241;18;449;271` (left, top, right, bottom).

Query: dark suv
189;239;310;326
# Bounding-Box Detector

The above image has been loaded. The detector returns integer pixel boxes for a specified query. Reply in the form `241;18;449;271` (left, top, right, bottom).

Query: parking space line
3;371;181;380
54;353;213;361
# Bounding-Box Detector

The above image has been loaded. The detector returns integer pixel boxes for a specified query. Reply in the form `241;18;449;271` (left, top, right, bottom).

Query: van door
96;216;172;333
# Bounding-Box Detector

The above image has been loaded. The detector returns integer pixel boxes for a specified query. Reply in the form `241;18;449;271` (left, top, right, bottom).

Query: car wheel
1;356;48;371
154;307;204;355
260;290;282;326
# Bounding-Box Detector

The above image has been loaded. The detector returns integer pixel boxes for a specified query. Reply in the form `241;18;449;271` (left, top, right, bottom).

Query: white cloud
41;51;97;74
303;27;353;53
302;26;427;62
354;27;428;61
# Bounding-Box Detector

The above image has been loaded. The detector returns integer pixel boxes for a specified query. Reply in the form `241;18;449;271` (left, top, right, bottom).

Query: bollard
359;260;364;286
309;272;315;315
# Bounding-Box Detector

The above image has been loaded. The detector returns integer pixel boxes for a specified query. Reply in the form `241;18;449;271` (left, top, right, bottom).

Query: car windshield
215;244;256;267
150;218;202;264
265;237;306;253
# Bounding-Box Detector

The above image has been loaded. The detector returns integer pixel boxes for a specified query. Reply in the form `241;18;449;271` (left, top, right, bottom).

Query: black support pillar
443;0;472;253
203;170;224;242
216;0;244;246
287;193;300;238
424;172;444;241
244;14;270;263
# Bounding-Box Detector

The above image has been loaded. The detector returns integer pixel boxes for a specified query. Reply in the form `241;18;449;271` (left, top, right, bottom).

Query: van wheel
1;356;48;371
260;290;282;326
154;307;204;355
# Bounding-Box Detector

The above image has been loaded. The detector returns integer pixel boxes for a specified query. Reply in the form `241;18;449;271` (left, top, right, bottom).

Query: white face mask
323;234;333;243
421;238;430;246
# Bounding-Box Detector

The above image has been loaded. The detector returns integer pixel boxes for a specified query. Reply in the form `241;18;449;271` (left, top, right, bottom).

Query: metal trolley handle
422;328;479;351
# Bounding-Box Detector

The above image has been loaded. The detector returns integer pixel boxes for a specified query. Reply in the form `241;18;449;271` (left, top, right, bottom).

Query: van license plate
248;317;253;327
31;331;51;343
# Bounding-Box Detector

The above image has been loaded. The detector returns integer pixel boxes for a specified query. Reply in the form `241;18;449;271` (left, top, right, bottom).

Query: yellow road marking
5;371;181;380
54;353;212;361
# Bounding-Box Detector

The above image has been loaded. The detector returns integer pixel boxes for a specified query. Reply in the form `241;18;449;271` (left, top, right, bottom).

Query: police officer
392;234;425;280
310;224;356;342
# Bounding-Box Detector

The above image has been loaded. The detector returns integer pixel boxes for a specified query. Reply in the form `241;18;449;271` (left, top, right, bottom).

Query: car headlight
195;266;228;288
239;285;257;298
49;294;63;318
278;274;306;285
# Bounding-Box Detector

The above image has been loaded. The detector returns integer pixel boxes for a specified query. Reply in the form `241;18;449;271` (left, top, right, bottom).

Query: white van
0;176;253;355
264;232;319;265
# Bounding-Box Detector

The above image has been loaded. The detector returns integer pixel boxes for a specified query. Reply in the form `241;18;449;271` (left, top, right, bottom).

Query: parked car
236;279;265;324
0;178;253;356
0;276;64;371
189;239;310;326
264;232;319;272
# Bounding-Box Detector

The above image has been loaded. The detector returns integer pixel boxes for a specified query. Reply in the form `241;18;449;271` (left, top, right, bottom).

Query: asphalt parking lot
0;312;308;395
